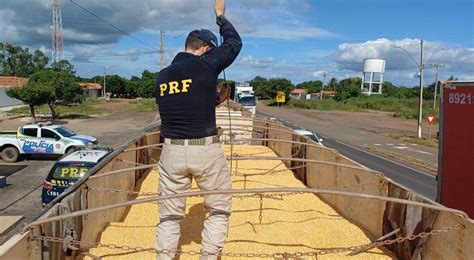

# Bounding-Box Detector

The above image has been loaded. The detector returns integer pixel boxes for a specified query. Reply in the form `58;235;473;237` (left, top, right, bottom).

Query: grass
258;99;275;106
9;98;111;118
384;133;439;148
286;98;364;112
283;96;439;120
127;98;157;113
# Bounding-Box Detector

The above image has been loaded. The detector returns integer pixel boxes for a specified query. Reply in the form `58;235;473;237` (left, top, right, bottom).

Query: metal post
320;73;327;100
103;67;106;98
431;64;444;110
417;40;424;138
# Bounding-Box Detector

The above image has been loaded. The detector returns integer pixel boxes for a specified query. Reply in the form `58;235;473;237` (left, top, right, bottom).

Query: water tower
361;59;385;95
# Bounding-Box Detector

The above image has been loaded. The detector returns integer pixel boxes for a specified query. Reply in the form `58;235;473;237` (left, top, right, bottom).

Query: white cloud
333;38;474;84
240;55;275;68
247;26;335;40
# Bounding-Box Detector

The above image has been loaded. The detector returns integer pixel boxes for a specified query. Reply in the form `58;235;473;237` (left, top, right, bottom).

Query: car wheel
2;147;20;163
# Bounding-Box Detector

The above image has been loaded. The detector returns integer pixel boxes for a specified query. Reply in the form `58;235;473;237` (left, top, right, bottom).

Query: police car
0;124;99;163
41;147;112;206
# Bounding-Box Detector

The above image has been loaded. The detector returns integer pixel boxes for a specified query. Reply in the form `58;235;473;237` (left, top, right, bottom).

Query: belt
164;135;219;146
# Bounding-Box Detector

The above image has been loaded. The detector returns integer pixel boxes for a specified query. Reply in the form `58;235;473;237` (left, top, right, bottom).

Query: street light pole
417;39;424;138
393;40;428;138
320;72;327;100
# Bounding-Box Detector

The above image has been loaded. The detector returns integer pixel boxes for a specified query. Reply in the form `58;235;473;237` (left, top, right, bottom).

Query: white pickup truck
0;124;98;163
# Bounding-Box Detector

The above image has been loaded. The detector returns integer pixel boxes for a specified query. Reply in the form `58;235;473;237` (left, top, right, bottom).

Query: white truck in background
234;82;257;114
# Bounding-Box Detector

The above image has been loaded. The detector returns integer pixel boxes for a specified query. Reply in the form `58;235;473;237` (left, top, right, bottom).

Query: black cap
188;29;218;48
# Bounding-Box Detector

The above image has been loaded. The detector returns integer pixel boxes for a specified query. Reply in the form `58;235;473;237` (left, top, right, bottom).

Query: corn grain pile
87;145;392;259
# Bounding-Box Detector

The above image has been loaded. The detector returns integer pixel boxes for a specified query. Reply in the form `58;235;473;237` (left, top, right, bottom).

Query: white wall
0;88;23;108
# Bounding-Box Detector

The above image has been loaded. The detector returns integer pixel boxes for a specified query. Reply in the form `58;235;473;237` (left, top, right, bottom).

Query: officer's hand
217;85;231;105
214;0;225;17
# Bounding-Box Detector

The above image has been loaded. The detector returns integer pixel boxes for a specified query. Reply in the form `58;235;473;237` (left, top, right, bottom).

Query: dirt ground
257;104;439;166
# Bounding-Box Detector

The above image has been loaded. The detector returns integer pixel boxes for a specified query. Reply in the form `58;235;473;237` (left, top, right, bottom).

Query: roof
58;149;110;163
22;124;60;129
0;77;29;88
79;83;102;90
290;88;308;94
294;129;314;135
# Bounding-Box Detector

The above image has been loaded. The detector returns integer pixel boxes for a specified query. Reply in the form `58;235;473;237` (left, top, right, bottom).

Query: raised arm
204;0;242;73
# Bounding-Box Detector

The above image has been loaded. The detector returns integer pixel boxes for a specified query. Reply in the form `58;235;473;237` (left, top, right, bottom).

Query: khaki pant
156;142;232;260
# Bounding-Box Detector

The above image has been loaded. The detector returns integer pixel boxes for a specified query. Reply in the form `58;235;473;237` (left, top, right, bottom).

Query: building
290;89;308;99
79;83;102;98
0;76;29;108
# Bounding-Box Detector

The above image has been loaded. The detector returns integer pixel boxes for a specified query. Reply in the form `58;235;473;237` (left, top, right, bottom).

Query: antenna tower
52;0;64;63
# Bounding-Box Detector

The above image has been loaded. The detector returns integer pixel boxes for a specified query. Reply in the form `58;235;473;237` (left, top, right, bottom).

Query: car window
50;164;93;180
42;129;60;139
55;127;76;137
22;128;38;137
307;134;321;143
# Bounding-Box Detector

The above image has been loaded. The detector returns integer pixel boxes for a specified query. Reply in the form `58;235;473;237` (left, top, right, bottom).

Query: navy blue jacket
155;16;242;139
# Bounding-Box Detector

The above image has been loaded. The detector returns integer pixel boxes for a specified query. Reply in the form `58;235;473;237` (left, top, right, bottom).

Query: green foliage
334;77;362;101
136;70;158;98
287;95;439;120
52;60;76;75
296;80;323;93
0;42;49;77
128;98;157;112
250;76;269;98
249;76;294;100
6;82;55;120
9;98;110;118
6;82;55;106
287;98;363;112
328;77;339;90
90;70;158;98
29;70;86;104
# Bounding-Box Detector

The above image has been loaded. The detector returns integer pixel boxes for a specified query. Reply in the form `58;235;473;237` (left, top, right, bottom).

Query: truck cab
234;82;257;114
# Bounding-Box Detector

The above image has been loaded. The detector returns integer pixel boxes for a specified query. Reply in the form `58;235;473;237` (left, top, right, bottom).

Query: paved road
258;110;438;200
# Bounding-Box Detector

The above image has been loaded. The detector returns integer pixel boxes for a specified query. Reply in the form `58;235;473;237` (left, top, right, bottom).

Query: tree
28;70;86;118
6;82;55;122
328;77;338;91
296;80;322;93
250;76;269;98
103;75;127;97
267;78;294;100
335;77;362;101
0;42;49;77
52;60;76;75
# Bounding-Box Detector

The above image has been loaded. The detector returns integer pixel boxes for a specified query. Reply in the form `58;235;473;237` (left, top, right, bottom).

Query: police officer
154;0;241;259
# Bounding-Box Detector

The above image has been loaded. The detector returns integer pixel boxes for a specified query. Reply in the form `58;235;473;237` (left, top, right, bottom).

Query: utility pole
103;67;106;98
160;30;164;70
320;72;327;100
431;64;445;110
417;39;424;138
393;40;443;138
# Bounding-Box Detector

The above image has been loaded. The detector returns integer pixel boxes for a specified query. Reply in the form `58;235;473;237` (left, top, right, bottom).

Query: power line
69;0;156;49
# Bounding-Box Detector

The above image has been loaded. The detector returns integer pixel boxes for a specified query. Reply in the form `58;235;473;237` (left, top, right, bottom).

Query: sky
1;0;473;86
